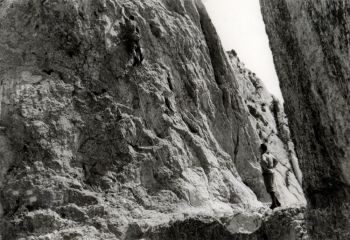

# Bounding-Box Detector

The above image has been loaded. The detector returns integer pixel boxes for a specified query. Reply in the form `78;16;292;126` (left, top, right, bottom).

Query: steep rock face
0;0;272;238
228;51;306;207
260;0;350;238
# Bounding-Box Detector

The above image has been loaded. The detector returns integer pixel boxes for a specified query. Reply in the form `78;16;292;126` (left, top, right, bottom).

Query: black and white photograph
0;0;349;239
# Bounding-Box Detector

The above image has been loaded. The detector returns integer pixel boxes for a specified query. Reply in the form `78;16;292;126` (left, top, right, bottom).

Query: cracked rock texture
228;51;306;207
261;0;350;238
0;0;306;239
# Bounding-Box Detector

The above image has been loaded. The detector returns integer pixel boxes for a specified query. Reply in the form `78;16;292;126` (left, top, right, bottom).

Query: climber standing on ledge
260;143;281;209
121;8;143;66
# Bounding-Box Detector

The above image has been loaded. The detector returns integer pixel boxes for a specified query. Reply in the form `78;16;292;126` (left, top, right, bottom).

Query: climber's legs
263;172;281;209
269;192;281;209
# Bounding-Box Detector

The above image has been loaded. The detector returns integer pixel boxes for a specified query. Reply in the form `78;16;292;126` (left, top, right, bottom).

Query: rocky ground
145;207;309;240
0;0;308;239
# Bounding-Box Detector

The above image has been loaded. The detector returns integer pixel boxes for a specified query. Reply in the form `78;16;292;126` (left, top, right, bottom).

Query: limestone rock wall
0;0;272;238
228;51;306;207
260;0;350;238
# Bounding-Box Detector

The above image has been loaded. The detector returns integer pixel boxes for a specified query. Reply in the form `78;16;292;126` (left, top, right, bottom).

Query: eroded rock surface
0;0;272;238
228;51;306;207
0;0;310;239
260;0;350;238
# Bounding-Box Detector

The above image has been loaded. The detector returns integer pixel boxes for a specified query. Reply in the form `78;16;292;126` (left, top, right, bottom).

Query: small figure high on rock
120;9;143;66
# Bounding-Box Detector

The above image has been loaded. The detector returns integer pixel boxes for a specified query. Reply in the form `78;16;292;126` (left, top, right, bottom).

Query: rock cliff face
0;0;267;238
0;0;307;239
228;51;306;207
260;0;350;238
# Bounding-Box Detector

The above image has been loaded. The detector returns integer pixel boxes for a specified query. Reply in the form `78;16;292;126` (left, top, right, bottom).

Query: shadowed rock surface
144;207;309;240
0;0;308;239
260;0;350;238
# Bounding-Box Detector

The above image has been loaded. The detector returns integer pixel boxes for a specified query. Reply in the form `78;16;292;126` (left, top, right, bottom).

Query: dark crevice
233;129;240;165
92;88;107;96
196;3;228;86
167;73;174;91
42;69;54;75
